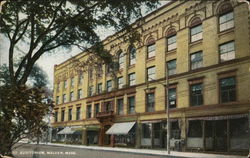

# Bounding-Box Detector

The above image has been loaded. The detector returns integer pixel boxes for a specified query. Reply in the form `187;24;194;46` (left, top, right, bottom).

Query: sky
0;1;169;89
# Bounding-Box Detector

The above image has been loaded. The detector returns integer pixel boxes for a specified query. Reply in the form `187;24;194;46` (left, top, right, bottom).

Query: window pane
220;77;236;103
191;52;203;70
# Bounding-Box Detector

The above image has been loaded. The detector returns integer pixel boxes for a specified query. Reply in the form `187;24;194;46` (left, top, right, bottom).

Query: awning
106;122;136;135
58;126;83;135
86;125;100;131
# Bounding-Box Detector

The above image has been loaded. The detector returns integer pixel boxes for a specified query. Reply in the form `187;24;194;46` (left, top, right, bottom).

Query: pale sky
0;1;169;89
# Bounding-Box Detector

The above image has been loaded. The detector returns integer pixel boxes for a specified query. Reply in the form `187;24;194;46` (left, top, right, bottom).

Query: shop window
188;120;202;137
219;77;236;103
142;123;151;138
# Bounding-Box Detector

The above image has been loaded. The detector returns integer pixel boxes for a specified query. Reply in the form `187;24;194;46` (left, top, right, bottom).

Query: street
13;144;183;158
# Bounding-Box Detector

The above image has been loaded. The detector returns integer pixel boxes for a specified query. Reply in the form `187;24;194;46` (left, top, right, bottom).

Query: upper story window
94;103;99;117
62;94;66;103
78;74;83;85
104;101;113;112
97;64;103;78
190;83;203;106
56;83;60;92
166;28;177;51
118;77;123;89
118;51;125;69
86;105;92;119
129;46;136;66
70;77;74;88
146;93;155;112
63;80;67;89
97;83;102;94
106;80;112;92
168;88;177;108
190;17;202;43
76;107;81;120
61;109;65;122
117;98;124;115
147;66;155;81
191;51;203;70
77;89;82;99
219;3;234;32
89;69;93;80
68;108;72;121
56;96;60;105
128;96;135;114
89;85;94;96
128;73;135;86
219;77;236;103
219;41;235;62
69;91;74;101
147;43;156;58
167;59;176;76
54;111;58;122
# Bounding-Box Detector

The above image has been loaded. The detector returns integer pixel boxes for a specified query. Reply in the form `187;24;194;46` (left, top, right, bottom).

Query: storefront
187;114;249;152
57;126;82;144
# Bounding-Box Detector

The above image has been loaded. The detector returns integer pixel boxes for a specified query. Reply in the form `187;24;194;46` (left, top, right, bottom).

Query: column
82;128;87;145
136;122;141;148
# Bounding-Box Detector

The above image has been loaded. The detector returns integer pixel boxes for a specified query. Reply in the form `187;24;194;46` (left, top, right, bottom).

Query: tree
0;0;158;87
0;0;159;156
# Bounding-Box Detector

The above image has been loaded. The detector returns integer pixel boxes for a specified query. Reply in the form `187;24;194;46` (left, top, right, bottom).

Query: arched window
146;37;155;59
218;3;234;32
166;28;177;51
118;51;125;69
129;46;136;66
190;17;202;43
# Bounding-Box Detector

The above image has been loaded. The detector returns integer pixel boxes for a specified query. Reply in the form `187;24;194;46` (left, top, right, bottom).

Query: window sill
146;56;155;62
166;49;177;54
128;64;135;69
218;27;234;37
189;40;202;47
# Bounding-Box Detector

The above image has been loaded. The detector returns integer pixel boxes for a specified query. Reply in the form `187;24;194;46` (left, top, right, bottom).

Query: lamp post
165;66;170;154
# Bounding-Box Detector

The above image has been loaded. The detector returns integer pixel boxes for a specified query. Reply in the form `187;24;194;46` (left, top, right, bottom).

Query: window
168;88;176;108
128;96;135;114
89;69;93;80
118;77;123;89
190;83;203;106
104;101;113;112
106;80;112;92
56;83;60;92
190;24;202;42
129;47;136;65
106;64;112;74
188;120;202;137
167;59;176;76
54;111;58;122
191;51;203;70
70;77;74;88
77;89;82;99
147;66;155;81
167;35;177;51
61;110;65;122
147;43;155;58
69;91;74;101
118;52;125;69
146;93;155;112
76;107;81;120
219;41;235;62
78;74;83;85
56;96;60;105
220;77;236;103
63;80;67;89
62;94;66;103
128;73;135;86
97;83;102;94
94;103;99;117
86;105;92;119
219;12;234;32
89;86;94;96
142;123;151;138
117;99;124;115
68;108;72;121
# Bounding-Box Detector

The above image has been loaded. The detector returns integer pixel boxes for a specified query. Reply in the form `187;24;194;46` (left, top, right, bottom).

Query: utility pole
166;64;170;154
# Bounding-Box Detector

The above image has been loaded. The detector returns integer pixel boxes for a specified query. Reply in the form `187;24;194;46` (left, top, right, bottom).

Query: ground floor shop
52;113;249;154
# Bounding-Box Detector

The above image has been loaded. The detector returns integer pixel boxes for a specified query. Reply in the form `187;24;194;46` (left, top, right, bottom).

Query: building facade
52;0;250;154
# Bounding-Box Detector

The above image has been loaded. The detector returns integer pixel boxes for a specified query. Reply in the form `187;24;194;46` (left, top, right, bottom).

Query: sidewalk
36;142;247;158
